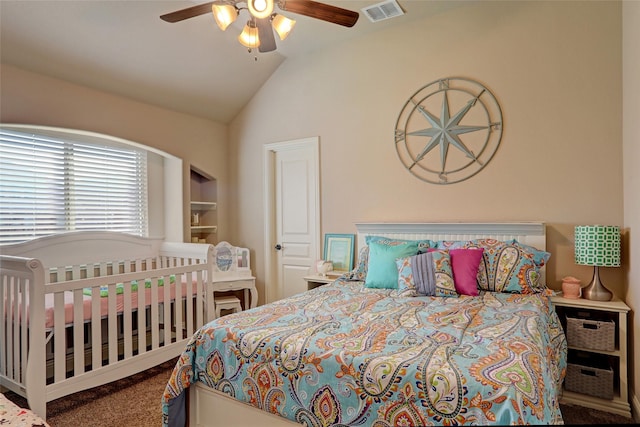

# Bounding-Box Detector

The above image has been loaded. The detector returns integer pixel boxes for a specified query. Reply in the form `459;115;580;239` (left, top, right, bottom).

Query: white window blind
0;128;148;244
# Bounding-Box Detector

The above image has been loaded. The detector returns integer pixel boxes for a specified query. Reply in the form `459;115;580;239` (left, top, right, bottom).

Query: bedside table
550;295;631;418
303;275;336;290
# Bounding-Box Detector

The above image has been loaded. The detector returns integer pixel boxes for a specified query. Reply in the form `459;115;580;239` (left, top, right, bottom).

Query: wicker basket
565;351;613;400
566;313;615;352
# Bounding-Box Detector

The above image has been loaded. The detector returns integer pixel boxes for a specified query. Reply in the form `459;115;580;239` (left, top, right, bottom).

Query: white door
263;137;319;303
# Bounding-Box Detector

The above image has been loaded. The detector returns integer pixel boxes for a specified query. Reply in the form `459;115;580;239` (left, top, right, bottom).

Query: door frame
263;137;320;304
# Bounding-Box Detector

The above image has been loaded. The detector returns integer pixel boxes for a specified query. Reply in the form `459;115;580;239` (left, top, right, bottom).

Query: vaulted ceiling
1;1;450;123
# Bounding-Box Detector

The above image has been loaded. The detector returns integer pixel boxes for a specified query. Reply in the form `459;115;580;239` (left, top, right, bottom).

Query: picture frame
323;233;355;273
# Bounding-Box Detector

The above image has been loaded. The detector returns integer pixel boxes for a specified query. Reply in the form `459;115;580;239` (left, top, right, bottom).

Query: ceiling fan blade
278;0;359;27
257;18;277;52
160;2;216;23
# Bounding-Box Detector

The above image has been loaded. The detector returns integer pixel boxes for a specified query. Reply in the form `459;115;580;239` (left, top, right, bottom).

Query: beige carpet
3;360;636;426
3;358;177;427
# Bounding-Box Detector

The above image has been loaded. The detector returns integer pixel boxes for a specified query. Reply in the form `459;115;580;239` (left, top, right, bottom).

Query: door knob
274;244;282;250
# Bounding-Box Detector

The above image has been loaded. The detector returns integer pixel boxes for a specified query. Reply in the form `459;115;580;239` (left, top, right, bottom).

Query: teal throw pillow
364;240;419;289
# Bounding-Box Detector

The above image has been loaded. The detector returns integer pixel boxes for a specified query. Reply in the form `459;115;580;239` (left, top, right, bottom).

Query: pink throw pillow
428;248;484;296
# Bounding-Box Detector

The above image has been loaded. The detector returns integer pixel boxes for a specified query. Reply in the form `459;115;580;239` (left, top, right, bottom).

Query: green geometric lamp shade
574;225;621;267
574;225;621;301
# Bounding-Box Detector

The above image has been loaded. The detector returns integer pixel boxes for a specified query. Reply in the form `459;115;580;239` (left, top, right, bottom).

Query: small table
207;276;257;320
303;274;338;290
550;295;631;418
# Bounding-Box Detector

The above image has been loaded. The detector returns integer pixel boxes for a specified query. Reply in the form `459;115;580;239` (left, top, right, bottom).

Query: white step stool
215;296;243;318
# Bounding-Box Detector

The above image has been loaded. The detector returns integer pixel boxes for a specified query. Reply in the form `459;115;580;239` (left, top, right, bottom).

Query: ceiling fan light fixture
247;0;274;19
272;14;296;40
212;3;237;31
238;20;260;48
161;0;360;54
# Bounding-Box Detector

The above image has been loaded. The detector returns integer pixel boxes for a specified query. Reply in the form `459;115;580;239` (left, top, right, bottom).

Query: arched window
0;125;181;244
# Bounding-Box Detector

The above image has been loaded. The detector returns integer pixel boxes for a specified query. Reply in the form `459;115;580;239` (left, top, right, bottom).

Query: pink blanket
44;281;199;329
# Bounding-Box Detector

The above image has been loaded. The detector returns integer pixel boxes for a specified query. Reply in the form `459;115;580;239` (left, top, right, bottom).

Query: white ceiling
1;1;444;124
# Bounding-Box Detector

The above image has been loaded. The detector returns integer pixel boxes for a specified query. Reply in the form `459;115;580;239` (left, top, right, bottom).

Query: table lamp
574;225;620;301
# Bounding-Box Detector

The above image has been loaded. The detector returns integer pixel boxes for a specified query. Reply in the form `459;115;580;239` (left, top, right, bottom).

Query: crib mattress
43;280;200;329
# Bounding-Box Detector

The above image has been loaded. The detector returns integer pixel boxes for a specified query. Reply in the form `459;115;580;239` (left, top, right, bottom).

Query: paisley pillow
460;239;550;293
348;245;370;281
395;250;457;297
365;235;434;252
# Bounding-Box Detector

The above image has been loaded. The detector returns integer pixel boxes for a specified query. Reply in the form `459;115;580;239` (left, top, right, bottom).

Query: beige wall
231;1;624;295
1;0;637;419
0;63;232;243
623;0;639;419
229;0;637;416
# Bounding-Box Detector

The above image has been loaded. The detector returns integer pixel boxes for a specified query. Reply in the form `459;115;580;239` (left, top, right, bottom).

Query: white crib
0;231;217;420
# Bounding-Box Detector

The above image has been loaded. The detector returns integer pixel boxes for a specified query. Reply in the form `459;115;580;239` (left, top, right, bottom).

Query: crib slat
150;273;159;350
170;258;182;341
175;273;184;341
123;281;133;359
72;288;85;376
136;259;146;355
53;291;66;383
196;269;204;331
122;261;132;359
0;275;6;378
91;266;104;370
20;280;28;383
8;279;17;381
72;264;85;376
186;269;194;337
163;276;171;345
107;281;118;364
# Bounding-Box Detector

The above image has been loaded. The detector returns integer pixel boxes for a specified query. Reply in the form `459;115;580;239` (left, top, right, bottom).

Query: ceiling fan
160;0;360;53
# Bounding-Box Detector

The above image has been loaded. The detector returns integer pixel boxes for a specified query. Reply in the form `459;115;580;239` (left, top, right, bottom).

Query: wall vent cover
361;0;405;23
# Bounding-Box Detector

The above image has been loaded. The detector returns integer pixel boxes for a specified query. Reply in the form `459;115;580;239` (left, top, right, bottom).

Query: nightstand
550;295;631;418
303;275;336;290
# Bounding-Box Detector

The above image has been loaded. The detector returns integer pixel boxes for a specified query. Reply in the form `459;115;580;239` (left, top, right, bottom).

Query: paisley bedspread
162;278;567;426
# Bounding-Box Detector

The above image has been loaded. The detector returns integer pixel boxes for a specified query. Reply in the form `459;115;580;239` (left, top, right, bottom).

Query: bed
0;231;218;420
162;222;568;426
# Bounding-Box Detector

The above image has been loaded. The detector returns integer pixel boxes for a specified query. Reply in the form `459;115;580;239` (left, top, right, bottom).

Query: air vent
361;0;405;23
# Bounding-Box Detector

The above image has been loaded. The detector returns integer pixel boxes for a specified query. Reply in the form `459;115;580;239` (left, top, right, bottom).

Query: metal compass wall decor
394;77;503;185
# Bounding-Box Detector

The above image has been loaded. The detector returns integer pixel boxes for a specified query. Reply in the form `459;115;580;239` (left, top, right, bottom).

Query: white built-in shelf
190;201;217;210
190;167;217;244
191;226;218;232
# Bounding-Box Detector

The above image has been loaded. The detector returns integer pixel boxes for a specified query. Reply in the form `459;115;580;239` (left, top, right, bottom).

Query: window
0;126;148;244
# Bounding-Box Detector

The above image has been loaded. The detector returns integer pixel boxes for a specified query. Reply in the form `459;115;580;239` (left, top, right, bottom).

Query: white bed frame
0;231;218;420
183;222;547;427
